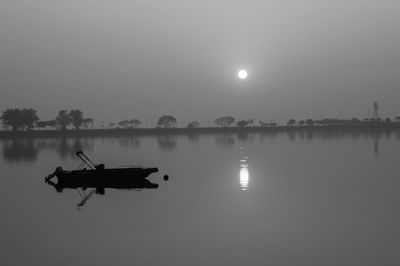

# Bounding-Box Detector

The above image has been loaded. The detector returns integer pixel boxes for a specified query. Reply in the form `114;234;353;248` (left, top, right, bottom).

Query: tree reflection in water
237;132;255;144
281;129;389;156
186;133;200;143
117;136;141;148
3;138;38;163
0;129;394;162
2;137;94;162
215;134;235;147
157;135;177;151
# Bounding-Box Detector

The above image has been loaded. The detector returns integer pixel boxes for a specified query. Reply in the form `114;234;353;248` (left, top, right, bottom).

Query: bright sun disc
238;69;248;79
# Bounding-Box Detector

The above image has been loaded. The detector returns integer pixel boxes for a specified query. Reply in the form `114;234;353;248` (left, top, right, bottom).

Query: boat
46;151;159;184
45;151;167;208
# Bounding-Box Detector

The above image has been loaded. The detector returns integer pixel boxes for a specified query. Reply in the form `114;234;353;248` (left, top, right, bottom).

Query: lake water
1;130;399;266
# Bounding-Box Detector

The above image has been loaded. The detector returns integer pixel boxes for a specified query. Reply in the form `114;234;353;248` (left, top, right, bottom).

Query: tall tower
373;102;379;120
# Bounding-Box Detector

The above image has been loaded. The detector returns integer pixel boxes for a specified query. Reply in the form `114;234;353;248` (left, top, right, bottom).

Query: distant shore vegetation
1;107;400;132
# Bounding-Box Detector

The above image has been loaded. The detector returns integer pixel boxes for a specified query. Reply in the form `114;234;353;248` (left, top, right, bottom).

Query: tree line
0;108;93;131
2;108;400;131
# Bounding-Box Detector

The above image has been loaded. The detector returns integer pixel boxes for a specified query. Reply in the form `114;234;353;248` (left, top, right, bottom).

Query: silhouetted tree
236;120;247;127
287;119;296;126
157;115;177;128
298;120;305;126
131;119;141;128
385;118;391;123
1;109;24;131
69;109;83;130
36;120;57;129
118;119;141;128
1;108;39;131
22;108;39;130
259;120;277;127
82;118;94;129
306;119;314;126
215;116;235;127
186;121;200;128
118;120;129;128
56;110;71;130
236;119;254;127
36;121;46;129
395;116;400;123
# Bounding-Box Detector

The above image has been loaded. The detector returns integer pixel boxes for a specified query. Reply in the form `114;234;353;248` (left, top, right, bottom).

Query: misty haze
1;1;400;266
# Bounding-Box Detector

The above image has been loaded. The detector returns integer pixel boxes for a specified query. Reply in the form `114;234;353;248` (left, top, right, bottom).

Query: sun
238;69;248;79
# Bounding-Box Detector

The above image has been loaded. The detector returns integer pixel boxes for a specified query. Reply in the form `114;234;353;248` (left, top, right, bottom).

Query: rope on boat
76;189;84;199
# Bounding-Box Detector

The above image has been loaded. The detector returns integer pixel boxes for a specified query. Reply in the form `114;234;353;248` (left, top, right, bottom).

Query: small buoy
163;175;169;181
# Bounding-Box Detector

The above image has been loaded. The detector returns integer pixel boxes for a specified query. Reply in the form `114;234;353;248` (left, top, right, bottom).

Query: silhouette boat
46;151;159;185
44;151;166;208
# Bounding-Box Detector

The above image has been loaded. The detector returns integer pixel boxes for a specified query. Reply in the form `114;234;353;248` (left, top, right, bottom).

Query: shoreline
1;124;400;139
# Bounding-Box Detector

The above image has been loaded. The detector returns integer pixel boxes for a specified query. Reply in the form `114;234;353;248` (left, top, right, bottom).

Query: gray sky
0;0;399;125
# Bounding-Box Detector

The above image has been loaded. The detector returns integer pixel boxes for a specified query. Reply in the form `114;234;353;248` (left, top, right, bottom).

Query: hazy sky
0;0;399;125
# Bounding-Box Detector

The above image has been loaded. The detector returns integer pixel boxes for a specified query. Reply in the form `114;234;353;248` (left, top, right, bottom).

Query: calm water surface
0;130;399;266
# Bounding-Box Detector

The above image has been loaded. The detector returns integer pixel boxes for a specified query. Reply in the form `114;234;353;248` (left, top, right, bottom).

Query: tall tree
56;110;71;130
298;120;305;126
21;108;39;130
131;119;141;128
157;115;177;128
287;119;296;126
1;109;24;131
69;109;84;130
1;108;39;131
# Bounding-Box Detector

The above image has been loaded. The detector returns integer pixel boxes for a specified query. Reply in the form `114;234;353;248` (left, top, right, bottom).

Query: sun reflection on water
240;157;249;190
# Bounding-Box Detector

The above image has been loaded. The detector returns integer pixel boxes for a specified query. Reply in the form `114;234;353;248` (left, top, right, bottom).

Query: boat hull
55;167;159;188
55;177;159;190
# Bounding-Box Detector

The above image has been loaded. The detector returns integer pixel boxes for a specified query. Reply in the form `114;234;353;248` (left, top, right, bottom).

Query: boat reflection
239;157;249;190
45;178;159;208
